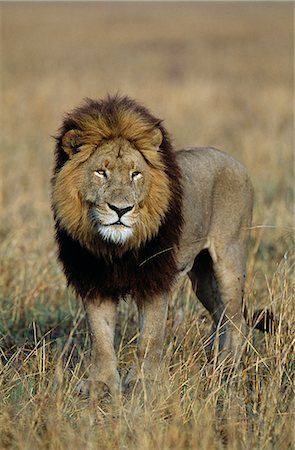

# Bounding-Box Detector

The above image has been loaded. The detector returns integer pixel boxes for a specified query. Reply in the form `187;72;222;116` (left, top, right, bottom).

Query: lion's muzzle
90;203;137;244
107;203;135;219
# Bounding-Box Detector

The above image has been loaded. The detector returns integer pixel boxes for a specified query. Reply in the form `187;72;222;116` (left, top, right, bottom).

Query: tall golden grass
1;3;294;449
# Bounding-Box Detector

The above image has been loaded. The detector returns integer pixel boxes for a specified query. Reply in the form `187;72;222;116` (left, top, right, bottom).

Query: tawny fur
51;95;272;399
52;139;171;253
52;95;182;301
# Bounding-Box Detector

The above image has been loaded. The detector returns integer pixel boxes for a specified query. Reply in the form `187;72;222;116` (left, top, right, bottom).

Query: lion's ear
150;128;163;149
62;129;83;157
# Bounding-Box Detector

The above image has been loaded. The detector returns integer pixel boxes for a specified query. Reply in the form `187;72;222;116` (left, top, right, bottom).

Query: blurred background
1;0;293;329
0;3;294;447
2;2;293;297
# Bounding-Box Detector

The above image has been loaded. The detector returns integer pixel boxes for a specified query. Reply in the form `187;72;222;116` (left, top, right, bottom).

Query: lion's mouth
90;208;132;228
110;221;131;227
97;222;134;244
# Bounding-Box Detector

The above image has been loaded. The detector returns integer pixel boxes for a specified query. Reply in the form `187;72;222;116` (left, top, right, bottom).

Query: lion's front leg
124;294;169;393
82;299;120;400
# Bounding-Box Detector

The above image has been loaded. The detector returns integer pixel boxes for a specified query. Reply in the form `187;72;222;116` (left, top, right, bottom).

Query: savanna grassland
1;2;294;449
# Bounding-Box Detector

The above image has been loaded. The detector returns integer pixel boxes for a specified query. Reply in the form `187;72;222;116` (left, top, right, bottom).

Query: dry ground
1;3;294;449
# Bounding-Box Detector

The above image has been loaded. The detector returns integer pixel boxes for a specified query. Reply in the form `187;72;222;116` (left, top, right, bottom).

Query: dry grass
1;3;294;449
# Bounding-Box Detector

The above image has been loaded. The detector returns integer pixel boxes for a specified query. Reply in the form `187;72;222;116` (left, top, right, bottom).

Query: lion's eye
94;170;107;178
131;171;142;180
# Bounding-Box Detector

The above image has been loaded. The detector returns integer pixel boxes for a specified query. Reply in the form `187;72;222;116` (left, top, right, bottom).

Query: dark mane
52;95;183;303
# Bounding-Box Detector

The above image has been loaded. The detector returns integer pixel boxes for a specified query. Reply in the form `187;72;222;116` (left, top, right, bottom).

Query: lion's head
52;95;183;300
52;97;176;254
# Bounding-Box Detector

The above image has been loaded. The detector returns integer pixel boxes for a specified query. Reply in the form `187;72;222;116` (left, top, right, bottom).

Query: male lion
51;95;266;398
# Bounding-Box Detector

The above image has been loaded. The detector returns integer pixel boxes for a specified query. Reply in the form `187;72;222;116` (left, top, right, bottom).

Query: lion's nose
107;203;134;218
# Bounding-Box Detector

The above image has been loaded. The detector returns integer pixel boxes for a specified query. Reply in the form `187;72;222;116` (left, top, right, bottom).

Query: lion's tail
243;306;277;333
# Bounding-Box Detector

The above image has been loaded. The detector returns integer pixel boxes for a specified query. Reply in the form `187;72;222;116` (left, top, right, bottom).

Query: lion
51;94;271;398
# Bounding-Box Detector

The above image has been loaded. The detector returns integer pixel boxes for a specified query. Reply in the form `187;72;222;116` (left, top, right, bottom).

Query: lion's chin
98;224;134;245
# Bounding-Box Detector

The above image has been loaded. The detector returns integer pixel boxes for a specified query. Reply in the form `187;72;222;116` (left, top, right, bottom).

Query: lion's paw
75;379;114;400
123;370;162;399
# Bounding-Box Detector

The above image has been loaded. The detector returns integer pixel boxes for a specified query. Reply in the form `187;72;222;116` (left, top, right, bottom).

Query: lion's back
176;147;253;253
177;146;253;201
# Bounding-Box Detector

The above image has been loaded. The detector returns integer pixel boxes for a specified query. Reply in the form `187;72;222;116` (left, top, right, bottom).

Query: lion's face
81;138;151;245
52;133;172;252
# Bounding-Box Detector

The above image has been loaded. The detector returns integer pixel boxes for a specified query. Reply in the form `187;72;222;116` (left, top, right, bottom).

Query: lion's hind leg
189;247;247;363
210;241;248;363
189;250;225;358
